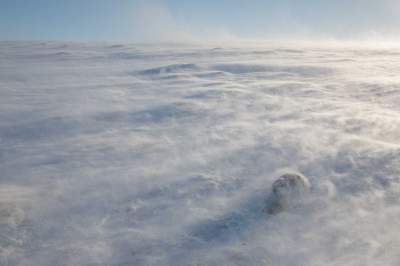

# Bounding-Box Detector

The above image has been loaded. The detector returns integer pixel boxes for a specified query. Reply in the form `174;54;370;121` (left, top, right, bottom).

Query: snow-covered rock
266;173;311;214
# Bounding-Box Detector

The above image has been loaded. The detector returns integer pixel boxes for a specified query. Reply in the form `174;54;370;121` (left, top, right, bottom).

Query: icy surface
1;41;400;265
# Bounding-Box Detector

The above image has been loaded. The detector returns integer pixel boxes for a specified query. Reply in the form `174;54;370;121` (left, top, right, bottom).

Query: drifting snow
1;41;400;265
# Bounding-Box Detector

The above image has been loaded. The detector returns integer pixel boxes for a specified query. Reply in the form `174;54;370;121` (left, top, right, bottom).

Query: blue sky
1;0;399;42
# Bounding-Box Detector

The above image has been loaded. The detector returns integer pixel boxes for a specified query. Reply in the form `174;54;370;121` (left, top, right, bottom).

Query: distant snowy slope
1;41;400;266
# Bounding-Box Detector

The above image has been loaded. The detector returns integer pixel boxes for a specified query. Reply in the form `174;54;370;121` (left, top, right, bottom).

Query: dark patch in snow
0;116;83;141
138;64;201;76
189;191;267;243
95;104;203;125
212;63;333;77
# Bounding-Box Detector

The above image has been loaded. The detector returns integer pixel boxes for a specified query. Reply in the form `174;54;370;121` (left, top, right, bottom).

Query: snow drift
1;41;400;266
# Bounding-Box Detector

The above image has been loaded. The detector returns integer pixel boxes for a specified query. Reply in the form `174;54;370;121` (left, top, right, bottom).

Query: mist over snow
1;41;400;266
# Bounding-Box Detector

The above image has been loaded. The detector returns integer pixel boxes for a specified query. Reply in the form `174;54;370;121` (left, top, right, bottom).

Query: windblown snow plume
1;41;400;265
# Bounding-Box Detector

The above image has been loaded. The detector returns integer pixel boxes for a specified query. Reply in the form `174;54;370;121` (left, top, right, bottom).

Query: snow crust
1;41;400;265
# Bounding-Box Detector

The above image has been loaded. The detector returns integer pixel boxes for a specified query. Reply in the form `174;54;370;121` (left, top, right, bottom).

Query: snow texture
1;41;400;265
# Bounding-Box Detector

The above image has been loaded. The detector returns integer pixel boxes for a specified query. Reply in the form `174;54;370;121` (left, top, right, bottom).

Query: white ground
1;41;400;266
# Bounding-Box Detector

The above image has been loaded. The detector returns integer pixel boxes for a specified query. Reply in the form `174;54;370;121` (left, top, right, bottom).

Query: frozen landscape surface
1;41;400;266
